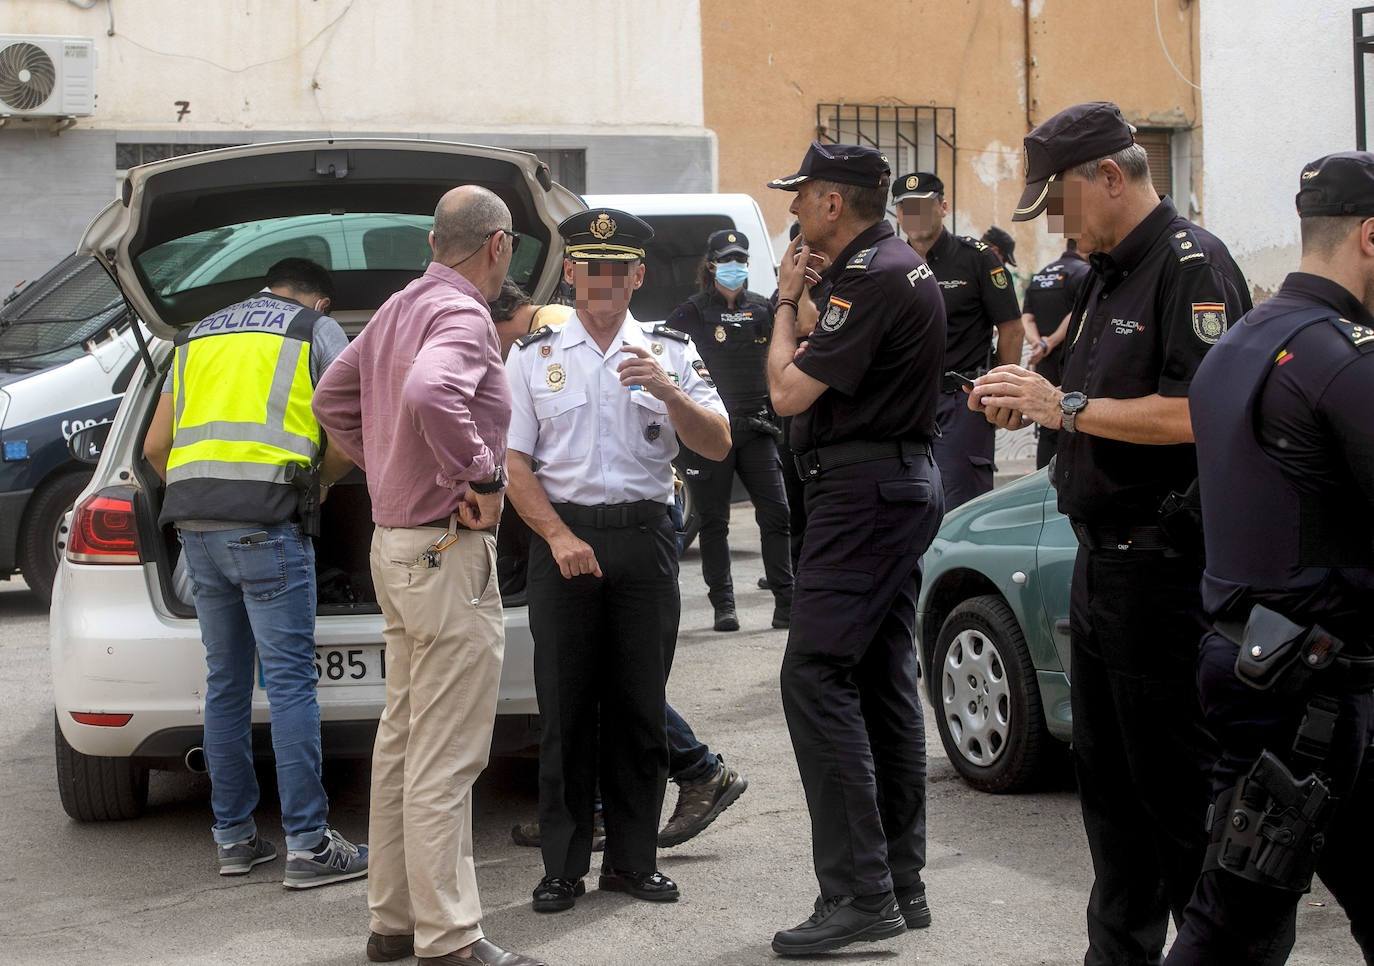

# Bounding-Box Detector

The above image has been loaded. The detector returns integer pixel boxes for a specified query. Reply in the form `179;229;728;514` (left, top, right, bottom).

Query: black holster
730;410;782;443
286;463;322;539
1158;478;1205;564
1231;605;1348;695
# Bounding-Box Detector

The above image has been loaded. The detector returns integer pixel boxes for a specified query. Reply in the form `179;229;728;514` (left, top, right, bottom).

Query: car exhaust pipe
184;747;207;773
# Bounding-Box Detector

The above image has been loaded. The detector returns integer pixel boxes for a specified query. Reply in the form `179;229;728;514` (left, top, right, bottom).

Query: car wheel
18;471;92;605
54;714;149;822
676;471;700;553
932;595;1051;794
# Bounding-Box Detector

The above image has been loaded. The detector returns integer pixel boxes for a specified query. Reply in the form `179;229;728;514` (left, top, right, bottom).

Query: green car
917;468;1075;793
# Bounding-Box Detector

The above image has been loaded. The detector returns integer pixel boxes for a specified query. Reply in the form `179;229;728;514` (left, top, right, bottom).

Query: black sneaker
713;605;740;632
659;758;748;847
511;813;605;851
771;894;907;956
897;882;932;929
532;875;584;913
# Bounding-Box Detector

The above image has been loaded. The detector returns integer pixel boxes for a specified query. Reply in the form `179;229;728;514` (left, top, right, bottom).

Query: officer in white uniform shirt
505;209;731;914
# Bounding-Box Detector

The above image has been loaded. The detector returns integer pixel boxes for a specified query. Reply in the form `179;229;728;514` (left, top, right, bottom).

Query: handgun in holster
1158;478;1204;563
731;409;782;443
285;462;323;539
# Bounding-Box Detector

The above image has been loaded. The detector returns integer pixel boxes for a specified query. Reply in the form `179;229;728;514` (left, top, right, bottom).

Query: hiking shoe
512;813;605;851
217;835;277;876
897;882;932;928
283;827;369;889
659;758;748;847
713;605;739;632
366;931;415;962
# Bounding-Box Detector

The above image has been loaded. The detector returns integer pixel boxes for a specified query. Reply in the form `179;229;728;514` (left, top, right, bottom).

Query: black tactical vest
686;290;771;415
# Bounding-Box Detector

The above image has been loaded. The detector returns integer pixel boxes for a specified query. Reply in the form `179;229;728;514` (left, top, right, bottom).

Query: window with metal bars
1135;130;1175;200
815;102;957;228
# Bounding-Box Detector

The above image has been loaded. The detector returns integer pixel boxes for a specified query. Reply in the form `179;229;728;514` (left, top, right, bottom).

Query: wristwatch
470;465;506;494
1060;391;1089;434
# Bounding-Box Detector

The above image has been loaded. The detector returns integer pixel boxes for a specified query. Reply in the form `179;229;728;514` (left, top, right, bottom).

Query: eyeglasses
712;253;748;264
449;227;522;268
495;227;522;253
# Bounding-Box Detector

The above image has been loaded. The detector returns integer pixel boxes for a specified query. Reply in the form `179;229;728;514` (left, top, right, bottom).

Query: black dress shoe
713;605;739;632
367;931;415;962
531;875;584;913
771;598;791;629
897;882;931;928
598;868;680;902
757;576;772;590
771;894;906;956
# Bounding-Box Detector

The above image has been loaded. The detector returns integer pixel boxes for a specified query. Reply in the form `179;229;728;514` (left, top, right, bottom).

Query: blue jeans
667;703;718;785
179;524;328;851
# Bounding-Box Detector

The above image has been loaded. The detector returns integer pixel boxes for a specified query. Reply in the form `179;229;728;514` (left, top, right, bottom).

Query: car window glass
631;214;734;323
0;255;128;370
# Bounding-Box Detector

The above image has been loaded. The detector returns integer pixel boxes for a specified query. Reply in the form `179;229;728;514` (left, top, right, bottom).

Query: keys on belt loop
416;512;462;568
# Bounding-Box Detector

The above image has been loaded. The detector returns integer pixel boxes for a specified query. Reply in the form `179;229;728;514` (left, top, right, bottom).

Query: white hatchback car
50;139;582;821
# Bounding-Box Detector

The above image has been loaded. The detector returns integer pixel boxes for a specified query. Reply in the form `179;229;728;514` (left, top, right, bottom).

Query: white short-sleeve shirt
506;310;726;506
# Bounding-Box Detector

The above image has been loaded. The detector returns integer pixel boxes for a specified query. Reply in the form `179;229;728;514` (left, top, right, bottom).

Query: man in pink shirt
313;185;542;966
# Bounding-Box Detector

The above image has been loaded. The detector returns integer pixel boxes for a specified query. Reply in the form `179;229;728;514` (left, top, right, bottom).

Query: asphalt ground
0;506;1361;965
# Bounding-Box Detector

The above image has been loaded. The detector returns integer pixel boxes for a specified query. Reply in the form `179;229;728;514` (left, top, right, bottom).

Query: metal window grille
1135;129;1175;200
816;103;957;230
1356;6;1374;149
114;142;244;170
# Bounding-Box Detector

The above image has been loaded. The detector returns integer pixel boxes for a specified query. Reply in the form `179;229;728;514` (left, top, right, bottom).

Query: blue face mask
713;261;749;292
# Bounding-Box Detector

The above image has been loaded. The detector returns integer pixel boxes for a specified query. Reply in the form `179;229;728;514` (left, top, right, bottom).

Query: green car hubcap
942;630;1012;766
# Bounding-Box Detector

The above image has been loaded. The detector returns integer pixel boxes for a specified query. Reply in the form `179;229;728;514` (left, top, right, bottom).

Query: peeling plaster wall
1200;0;1355;301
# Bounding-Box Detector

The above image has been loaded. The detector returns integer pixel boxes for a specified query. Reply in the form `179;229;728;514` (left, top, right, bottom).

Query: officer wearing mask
970;102;1252;966
895;172;1023;508
1165;153;1374;965
667;229;793;632
765;142;945;956
505;209;730;914
1021;238;1092;468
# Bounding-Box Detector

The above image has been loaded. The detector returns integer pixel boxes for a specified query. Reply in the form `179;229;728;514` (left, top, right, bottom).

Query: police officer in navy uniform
666;229;793;632
764;142;946;956
1165;153;1374;965
1022;239;1092;467
970;102;1252;966
894;172;1023;509
504;209;731;913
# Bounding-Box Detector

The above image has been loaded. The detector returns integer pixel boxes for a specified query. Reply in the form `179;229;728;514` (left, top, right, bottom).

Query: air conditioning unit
0;35;96;118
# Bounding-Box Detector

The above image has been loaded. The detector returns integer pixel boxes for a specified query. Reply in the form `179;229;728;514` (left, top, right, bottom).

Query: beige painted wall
702;0;1203;272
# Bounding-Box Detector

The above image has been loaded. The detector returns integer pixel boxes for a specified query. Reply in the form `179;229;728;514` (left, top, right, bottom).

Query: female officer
666;230;793;631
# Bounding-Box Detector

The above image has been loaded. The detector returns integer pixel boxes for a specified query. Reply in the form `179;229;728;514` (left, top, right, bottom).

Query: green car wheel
932;595;1054;794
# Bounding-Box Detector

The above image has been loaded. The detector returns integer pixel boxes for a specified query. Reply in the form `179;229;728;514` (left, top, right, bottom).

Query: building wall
1200;0;1356;300
701;0;1203;272
0;0;712;287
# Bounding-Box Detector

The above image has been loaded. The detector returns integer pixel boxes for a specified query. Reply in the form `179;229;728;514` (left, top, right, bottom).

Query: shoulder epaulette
957;235;989;252
845;247;875;271
651;324;690;343
1328;316;1374;351
515;325;554;349
1168;228;1210;268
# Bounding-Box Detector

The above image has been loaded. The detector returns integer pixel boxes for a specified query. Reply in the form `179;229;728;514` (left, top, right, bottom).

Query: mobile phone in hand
945;370;976;390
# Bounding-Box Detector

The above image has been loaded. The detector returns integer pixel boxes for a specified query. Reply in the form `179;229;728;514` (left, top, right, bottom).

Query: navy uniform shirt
666;288;774;416
923;228;1022;375
1023;249;1092;386
791;221;945;451
1056;197;1252;525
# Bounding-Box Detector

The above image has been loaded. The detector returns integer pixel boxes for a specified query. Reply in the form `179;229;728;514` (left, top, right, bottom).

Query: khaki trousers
366;526;504;959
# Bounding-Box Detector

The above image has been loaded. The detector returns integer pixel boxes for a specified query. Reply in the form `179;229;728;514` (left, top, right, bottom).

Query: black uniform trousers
1165;634;1374;966
684;427;793;608
933;390;995;511
1035;427;1060;471
1069;545;1218;966
778;416;807;571
529;508;680;879
781;453;943;898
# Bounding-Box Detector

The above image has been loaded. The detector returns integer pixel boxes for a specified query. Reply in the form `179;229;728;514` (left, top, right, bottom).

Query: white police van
0;256;148;603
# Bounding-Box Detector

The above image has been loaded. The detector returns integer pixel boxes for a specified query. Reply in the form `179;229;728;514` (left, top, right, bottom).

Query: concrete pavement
0;510;1361;965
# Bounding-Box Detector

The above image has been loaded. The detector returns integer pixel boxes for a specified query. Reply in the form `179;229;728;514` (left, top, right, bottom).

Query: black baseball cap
706;229;749;259
1296;152;1374;217
892;172;944;202
559;208;654;261
768;141;891;191
1012;101;1137;222
982;226;1017;266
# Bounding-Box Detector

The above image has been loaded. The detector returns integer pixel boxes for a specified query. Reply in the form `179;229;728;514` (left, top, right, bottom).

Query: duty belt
552;501;667;528
794;439;931;482
1069;521;1174;552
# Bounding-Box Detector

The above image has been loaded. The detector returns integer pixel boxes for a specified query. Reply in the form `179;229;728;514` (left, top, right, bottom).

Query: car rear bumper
51;561;539;760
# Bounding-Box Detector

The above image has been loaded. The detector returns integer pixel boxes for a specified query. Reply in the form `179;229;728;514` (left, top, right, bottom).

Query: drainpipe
1024;0;1035;130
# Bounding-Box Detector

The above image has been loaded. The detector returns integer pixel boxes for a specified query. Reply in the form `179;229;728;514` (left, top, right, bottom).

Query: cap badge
651;342;664;355
714;325;727;343
545;363;566;391
727;233;737;243
906;175;918;191
590;213;617;240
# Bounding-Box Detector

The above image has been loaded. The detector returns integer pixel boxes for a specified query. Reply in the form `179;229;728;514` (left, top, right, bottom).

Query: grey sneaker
217;835;277;876
283;828;369;890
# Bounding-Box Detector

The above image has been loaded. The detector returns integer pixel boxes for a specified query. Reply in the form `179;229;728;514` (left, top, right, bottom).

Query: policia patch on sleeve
820;296;852;333
1192;302;1228;344
991;266;1010;289
692;358;715;387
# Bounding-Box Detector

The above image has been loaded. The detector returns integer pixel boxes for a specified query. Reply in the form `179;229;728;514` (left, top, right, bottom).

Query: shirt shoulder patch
957;235;988;253
650;323;690;343
515;325;555;349
846;248;874;271
1328;316;1374;352
1169;228;1211;269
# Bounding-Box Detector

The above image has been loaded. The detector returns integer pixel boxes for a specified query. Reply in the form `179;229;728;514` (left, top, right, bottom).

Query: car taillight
66;487;141;564
70;712;133;727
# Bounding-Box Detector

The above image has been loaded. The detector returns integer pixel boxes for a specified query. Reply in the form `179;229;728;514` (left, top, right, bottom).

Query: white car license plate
258;646;386;689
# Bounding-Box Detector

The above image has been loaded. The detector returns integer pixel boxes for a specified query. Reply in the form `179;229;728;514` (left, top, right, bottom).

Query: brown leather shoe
420;938;546;966
367;931;415;962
